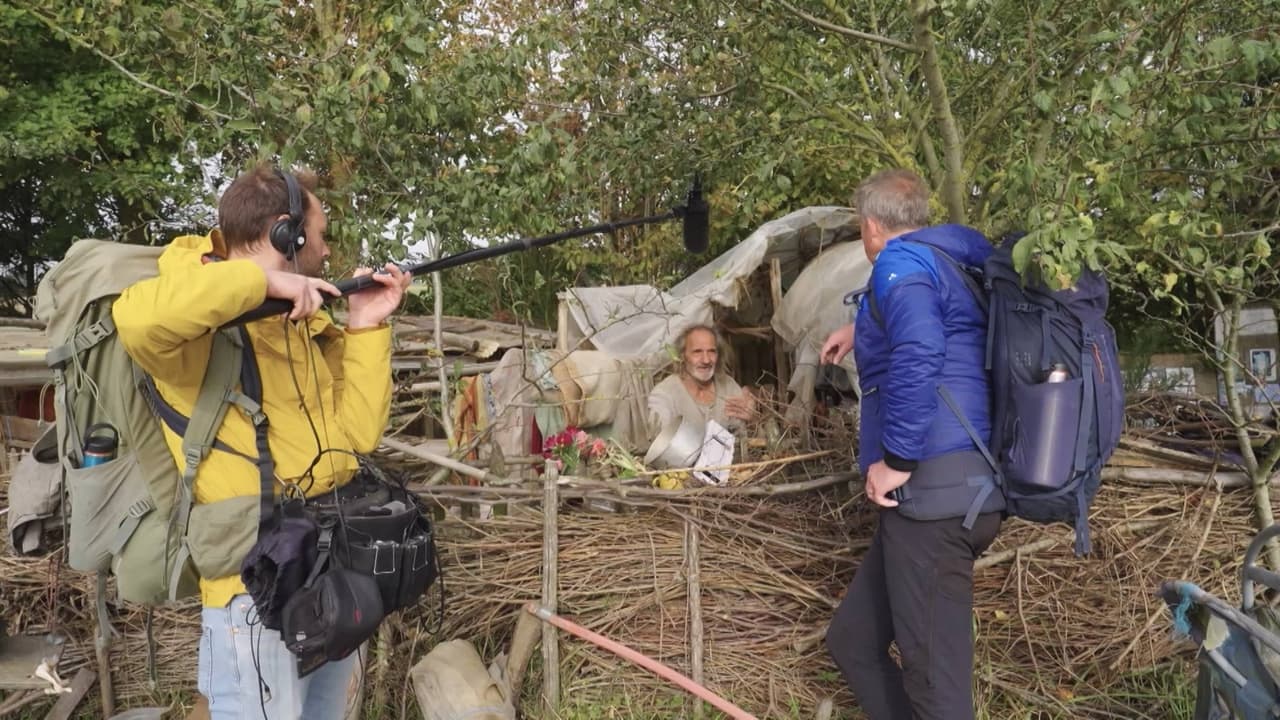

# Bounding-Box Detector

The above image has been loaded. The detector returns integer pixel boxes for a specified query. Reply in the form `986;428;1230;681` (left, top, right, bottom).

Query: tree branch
774;0;919;53
865;0;940;180
18;3;233;121
760;80;910;165
910;0;967;222
1206;283;1280;569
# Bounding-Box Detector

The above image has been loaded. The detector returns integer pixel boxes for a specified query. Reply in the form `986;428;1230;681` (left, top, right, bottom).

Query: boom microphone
226;175;711;327
679;176;709;255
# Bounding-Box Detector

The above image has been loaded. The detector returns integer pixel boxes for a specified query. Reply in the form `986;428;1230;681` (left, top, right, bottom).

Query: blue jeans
198;594;357;720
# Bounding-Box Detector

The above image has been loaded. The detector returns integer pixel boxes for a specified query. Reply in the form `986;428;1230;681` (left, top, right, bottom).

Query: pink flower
589;438;607;458
574;430;589;449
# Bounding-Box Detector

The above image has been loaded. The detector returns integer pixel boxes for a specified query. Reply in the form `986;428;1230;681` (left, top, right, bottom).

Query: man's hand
821;324;854;364
264;270;341;321
348;263;412;329
723;390;758;422
865;460;910;508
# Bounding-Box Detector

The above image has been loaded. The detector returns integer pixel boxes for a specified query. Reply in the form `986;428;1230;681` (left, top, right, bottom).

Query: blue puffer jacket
853;224;992;475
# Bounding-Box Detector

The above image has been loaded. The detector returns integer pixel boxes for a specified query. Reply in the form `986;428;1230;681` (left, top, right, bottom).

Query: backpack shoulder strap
905;241;989;314
168;329;269;600
113;331;247;578
865;241;989;327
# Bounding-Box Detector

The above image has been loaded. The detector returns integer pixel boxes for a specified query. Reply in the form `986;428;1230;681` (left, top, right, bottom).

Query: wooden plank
541;464;561;714
769;258;790;393
0;689;45;716
505;609;542;703
557;299;570;352
397;360;499;380
685;509;704;720
43;668;95;720
379;437;510;485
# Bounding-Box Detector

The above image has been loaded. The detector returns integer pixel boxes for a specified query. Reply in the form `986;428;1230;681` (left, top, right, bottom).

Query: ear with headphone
269;169;306;259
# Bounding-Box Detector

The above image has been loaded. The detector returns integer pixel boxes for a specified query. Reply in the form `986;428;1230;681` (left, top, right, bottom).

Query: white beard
689;365;715;383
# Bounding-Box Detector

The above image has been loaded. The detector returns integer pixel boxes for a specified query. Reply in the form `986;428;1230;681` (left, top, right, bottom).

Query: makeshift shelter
471;206;873;463
0;325;52;460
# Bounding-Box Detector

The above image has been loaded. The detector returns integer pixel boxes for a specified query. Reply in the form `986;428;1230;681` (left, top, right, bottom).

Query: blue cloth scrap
1171;584;1195;638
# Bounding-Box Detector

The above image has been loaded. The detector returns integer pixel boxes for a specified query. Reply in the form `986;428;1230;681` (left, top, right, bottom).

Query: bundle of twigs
972;479;1254;719
0;441;1266;719
421;489;859;716
412;460;1252;719
1126;390;1275;458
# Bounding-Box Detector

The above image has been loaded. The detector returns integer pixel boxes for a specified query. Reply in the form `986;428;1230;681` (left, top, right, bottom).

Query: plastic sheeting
558;206;860;366
771;239;873;423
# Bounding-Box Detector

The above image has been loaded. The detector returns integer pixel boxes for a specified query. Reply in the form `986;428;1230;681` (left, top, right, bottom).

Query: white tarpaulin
558;206;860;366
772;239;874;421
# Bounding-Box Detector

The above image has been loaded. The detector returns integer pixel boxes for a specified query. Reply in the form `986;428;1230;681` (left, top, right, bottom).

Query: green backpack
34;239;259;606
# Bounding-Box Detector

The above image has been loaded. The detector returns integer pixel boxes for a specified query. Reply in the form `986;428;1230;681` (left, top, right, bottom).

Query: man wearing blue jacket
821;169;1003;720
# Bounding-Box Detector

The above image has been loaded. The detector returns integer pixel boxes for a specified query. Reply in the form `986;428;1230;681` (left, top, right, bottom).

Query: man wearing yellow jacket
113;164;410;719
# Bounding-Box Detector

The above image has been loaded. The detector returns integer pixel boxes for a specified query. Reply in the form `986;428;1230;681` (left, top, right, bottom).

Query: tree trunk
910;0;966;223
1209;285;1280;570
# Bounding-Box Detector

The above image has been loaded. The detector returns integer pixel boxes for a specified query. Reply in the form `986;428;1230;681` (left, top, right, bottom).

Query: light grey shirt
647;372;745;437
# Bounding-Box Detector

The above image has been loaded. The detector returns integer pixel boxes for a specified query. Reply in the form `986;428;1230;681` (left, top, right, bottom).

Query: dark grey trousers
826;509;1001;720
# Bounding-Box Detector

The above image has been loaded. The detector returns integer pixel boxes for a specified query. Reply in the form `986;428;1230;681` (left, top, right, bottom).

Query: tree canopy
2;0;1276;331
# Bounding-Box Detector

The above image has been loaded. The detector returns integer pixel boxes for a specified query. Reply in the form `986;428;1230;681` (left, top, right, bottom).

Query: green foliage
993;1;1280;310
0;4;204;313
5;0;1276;351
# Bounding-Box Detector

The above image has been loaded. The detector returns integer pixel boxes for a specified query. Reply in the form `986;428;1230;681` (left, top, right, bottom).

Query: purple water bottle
1022;363;1074;489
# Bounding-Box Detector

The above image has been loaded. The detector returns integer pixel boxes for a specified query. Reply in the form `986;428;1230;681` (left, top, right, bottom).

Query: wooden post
541;464;561;715
556;299;570;352
685;508;705;719
769;258;790;396
93;574;115;718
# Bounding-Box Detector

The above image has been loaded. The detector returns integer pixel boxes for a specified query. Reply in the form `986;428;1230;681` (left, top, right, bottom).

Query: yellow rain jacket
113;232;393;608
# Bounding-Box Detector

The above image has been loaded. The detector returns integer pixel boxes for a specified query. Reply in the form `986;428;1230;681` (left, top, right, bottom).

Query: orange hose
525;603;759;720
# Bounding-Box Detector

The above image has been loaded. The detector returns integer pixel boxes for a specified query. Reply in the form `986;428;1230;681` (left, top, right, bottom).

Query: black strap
233;330;277;530
866;241;988;327
138;329;275;522
304;526;333;589
139;374;255;463
937;386;1000;479
918;243;988;315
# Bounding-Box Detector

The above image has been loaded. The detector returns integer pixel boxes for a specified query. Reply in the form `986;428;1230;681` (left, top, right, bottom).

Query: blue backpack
869;235;1124;554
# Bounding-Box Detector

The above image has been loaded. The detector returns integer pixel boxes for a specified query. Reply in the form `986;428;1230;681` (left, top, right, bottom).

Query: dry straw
0;393;1266;718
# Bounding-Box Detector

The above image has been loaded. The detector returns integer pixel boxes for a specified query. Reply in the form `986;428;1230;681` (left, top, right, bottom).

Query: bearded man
647;324;756;434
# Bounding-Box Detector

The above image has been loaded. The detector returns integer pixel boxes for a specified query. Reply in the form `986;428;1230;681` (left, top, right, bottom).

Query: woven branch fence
2;456;1261;719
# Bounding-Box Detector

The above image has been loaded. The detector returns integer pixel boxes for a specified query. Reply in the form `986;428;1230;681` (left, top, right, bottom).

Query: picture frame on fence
1249;348;1277;383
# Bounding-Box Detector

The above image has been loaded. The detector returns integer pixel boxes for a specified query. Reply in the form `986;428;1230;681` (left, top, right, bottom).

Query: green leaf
1206;37;1235;62
1011;234;1034;273
1032;91;1052;114
404;36;427;55
1254;235;1271;260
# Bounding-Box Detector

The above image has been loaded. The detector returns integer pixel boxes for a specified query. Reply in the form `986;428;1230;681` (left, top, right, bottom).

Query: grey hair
853;169;930;232
675;324;720;357
674;324;723;371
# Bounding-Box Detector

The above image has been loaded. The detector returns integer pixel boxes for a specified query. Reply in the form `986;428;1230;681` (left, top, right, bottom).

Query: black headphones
268;169;306;259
